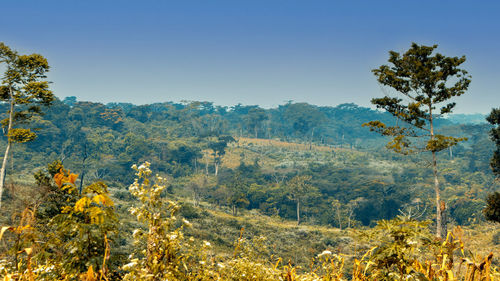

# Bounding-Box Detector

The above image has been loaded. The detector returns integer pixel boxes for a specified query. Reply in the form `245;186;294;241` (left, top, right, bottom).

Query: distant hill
446;113;487;125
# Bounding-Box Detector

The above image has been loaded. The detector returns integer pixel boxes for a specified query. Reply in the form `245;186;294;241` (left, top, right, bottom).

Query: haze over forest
1;0;499;113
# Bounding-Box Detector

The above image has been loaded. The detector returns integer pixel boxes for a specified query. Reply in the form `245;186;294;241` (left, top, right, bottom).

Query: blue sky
1;0;499;113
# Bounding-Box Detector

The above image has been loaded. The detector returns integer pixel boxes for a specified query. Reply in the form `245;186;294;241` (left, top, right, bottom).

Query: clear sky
1;0;499;113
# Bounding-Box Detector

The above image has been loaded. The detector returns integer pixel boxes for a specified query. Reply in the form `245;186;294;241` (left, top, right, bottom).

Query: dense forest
1;42;499;280
0;96;496;227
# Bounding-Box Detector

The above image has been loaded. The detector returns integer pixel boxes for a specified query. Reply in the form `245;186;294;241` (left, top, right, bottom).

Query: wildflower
182;218;192;227
318;250;332;257
123;260;138;270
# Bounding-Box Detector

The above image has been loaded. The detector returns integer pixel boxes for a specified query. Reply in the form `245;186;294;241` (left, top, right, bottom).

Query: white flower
318;250;332;257
123;261;137;270
182;219;192;227
203;241;211;247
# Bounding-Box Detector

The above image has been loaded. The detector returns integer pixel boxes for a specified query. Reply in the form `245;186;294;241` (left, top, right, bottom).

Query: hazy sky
1;1;499;113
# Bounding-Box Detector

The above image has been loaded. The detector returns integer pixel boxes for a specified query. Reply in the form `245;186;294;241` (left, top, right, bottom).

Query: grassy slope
178;200;500;272
185;137;500;269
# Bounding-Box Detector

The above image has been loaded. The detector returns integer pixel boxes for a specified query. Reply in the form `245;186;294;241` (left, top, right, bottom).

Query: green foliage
0;42;55;208
246;107;268;138
484;192;500;223
365;43;472;238
47;165;117;279
123;162;189;280
285;175;318;225
493;231;500;245
0;162;117;280
7;128;37;143
224;172;250;216
487;108;500;177
365;43;470;154
361;218;434;279
449;198;485;225
208;135;236;175
0;87;494;232
282;102;325;137
1;161;499;280
0;42;54;133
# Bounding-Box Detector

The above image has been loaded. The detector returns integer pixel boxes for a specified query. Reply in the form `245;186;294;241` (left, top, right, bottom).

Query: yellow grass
237;137;342;152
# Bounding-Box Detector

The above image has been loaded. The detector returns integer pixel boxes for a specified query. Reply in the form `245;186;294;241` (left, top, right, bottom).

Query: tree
364;43;471;238
187;173;214;207
282;103;325;143
285;175;317;225
207;135;235;176
330;199;344;230
245;107;268;138
483;192;500;223
484;108;500;223
486;108;500;177
0;43;54;209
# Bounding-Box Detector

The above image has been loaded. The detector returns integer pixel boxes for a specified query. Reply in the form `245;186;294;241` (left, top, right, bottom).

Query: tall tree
486;108;500;177
286;175;317;225
245;107;268;138
484;192;500;223
483;108;500;223
207;135;235;176
0;43;54;208
364;43;471;238
282;103;325;140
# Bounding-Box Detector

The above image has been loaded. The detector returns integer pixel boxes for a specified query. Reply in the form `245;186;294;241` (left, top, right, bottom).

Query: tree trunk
205;152;209;175
0;91;14;209
432;151;443;238
79;170;86;194
348;210;353;229
79;146;88;195
429;107;444;238
337;205;342;230
296;200;300;225
309;128;314;150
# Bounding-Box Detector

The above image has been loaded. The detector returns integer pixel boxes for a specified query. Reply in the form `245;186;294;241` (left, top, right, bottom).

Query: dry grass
237;137;342;152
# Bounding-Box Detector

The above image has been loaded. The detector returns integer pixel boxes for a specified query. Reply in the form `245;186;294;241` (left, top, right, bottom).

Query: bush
179;202;202;219
493;230;500;245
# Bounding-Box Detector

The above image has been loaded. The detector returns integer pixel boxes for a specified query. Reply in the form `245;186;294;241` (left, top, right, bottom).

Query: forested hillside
0;97;496;228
